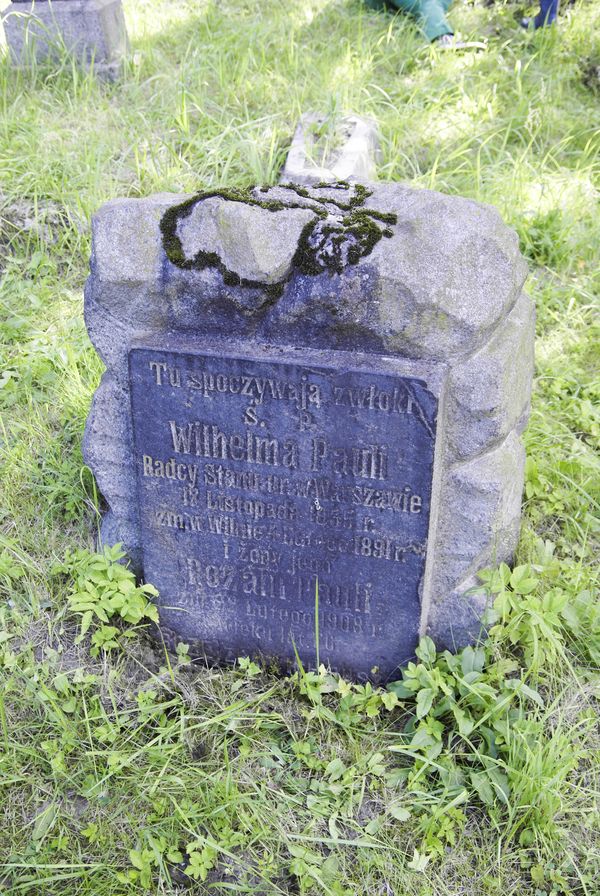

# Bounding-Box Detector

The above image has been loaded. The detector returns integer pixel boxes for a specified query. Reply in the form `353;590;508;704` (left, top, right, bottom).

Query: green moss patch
159;182;398;298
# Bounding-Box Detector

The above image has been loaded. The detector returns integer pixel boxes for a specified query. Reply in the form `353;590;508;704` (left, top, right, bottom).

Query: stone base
1;0;128;76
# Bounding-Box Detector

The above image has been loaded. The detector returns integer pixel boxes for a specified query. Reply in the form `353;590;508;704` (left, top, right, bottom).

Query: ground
0;0;599;894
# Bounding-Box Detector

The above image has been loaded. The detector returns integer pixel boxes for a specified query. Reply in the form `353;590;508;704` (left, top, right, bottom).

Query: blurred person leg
363;0;453;41
390;0;453;41
534;0;559;27
521;0;560;29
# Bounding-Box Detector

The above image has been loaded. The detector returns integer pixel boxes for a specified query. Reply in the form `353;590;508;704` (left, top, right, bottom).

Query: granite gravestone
83;182;534;682
2;0;128;77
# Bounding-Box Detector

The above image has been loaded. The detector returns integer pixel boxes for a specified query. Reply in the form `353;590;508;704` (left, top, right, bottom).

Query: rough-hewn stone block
83;181;532;679
445;291;535;461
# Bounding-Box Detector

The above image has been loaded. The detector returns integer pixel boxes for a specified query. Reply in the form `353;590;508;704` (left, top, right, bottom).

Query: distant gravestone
2;0;128;77
83;182;533;681
282;113;381;183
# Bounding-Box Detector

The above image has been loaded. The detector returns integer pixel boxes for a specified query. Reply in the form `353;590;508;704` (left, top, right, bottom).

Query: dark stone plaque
129;346;439;681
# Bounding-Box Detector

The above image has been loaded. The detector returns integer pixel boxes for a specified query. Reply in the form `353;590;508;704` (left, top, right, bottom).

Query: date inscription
129;348;439;681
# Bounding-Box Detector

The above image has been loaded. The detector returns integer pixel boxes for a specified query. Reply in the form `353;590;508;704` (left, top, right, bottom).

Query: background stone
281;113;381;183
1;0;128;76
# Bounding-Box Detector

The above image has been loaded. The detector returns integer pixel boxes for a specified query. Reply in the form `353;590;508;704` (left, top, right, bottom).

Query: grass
0;0;599;893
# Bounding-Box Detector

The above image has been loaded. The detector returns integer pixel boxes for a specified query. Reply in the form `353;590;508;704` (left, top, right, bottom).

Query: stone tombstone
83;182;533;682
2;0;128;77
282;113;382;184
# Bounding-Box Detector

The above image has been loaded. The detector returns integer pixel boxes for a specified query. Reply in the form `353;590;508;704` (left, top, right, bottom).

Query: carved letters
129;348;439;681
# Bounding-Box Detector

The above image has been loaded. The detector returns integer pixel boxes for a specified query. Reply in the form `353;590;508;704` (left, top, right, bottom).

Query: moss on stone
159;183;398;301
159;193;202;269
314;180;350;189
280;182;311;200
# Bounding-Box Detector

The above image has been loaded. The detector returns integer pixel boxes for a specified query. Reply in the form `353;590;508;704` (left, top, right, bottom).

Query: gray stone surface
83;181;533;673
82;371;141;568
281;113;381;183
429;430;526;603
177;199;316;285
369;186;529;360
426;574;489;653
444;291;535;461
1;0;128;76
253;184;528;362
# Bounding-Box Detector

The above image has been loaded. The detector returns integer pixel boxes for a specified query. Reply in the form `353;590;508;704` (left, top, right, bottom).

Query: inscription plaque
129;346;440;681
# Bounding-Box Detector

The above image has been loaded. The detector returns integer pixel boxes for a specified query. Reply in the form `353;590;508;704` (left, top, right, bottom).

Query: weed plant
0;0;599;893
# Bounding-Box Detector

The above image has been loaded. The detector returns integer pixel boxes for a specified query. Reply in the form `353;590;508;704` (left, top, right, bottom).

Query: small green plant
237;655;261;677
54;544;158;649
184;841;218;882
127;846;157;889
387;636;538;806
0;546;26;590
483;564;566;665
